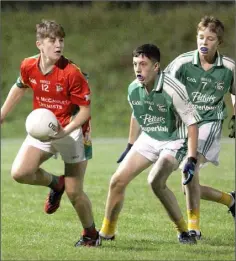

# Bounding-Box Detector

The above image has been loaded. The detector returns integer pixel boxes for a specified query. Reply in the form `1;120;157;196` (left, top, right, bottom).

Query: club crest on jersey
156;104;167;112
56;84;63;92
214;81;224;90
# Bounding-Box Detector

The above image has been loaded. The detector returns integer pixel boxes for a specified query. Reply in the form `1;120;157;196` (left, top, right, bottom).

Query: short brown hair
133;44;160;63
197;16;224;44
36;20;65;40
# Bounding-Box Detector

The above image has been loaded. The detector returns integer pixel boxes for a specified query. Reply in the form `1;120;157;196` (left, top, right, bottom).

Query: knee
109;175;127;194
66;190;84;206
148;169;167;194
149;177;167;195
148;158;173;191
11;167;29;183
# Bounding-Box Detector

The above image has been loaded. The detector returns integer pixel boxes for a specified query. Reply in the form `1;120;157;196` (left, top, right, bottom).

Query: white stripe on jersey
127;94;136;119
222;56;235;71
164;74;189;100
164;51;194;76
163;74;201;127
127;94;133;110
222;56;235;93
217;100;224;120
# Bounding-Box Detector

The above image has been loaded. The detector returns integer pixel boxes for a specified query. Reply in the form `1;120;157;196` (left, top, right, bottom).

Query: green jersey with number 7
165;50;235;121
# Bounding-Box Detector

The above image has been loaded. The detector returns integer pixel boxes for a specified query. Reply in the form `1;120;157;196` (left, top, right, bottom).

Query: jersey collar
192;50;223;67
154;71;164;91
37;55;64;75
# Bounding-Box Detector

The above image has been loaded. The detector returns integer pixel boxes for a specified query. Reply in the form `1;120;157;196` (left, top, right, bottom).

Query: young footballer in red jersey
1;20;100;247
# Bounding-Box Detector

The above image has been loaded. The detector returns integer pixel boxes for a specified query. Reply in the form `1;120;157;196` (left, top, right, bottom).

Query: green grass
1;138;235;260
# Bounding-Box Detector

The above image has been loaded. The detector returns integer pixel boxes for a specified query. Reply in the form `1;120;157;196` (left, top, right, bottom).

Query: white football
25;108;58;141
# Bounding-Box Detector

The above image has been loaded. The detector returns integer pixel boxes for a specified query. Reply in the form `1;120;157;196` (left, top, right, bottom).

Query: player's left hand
228;115;235;138
117;143;133;163
182;157;197;185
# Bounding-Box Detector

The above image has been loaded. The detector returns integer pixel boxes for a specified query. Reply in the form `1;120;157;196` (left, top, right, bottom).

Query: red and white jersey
16;55;91;128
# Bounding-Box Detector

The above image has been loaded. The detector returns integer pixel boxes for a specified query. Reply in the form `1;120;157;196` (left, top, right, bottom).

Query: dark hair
132;44;160;62
197;16;224;44
36;19;65;40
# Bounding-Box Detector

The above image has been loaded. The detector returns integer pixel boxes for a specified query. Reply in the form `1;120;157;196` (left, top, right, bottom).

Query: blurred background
1;1;235;138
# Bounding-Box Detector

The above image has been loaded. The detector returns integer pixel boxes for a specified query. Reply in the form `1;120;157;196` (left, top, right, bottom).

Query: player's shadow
101;236;235;251
101;238;178;251
196;236;235;247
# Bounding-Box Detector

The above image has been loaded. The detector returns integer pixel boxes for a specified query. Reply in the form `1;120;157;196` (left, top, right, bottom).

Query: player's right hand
117;143;133;163
228;115;235;138
48;123;66;140
182;157;197;185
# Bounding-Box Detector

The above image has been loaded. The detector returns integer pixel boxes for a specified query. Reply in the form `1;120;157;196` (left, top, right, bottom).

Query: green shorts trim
84;143;92;160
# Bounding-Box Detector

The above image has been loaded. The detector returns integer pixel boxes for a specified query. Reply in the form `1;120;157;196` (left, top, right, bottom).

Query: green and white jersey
128;72;201;141
164;50;235;121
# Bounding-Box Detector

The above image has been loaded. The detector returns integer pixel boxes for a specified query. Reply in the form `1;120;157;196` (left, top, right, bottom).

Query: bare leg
64;160;95;228
148;154;183;222
181;154;202;234
182;154;234;213
105;150;152;221
148;154;197;245
183;162;201;210
11;144;53;186
100;150;152;237
182;179;234;205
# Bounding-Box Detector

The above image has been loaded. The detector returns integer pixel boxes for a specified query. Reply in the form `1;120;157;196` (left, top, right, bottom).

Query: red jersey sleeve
68;69;91;106
16;59;30;88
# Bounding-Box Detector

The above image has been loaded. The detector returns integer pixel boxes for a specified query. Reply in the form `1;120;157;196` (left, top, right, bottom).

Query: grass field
1;138;235;260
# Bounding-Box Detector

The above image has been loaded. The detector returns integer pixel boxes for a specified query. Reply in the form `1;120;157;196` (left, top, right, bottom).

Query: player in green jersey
164;16;235;239
117;16;235;241
99;44;201;244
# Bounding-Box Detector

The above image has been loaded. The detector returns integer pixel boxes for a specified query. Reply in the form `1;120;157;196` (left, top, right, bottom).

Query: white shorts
197;121;222;166
132;132;187;163
179;120;222;170
22;128;92;164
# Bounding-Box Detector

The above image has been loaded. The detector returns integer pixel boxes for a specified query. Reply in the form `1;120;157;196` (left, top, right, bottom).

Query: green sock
48;175;59;189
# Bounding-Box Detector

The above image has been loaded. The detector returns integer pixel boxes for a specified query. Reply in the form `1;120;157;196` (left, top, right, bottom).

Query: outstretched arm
1;84;27;124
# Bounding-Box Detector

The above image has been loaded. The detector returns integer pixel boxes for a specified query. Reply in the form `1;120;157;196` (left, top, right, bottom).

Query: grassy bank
1;2;235;138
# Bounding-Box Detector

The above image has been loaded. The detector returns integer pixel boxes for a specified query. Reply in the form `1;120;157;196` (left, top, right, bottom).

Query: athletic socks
100;217;117;238
173;217;188;234
218;192;234;207
187;209;200;232
186;192;234;232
